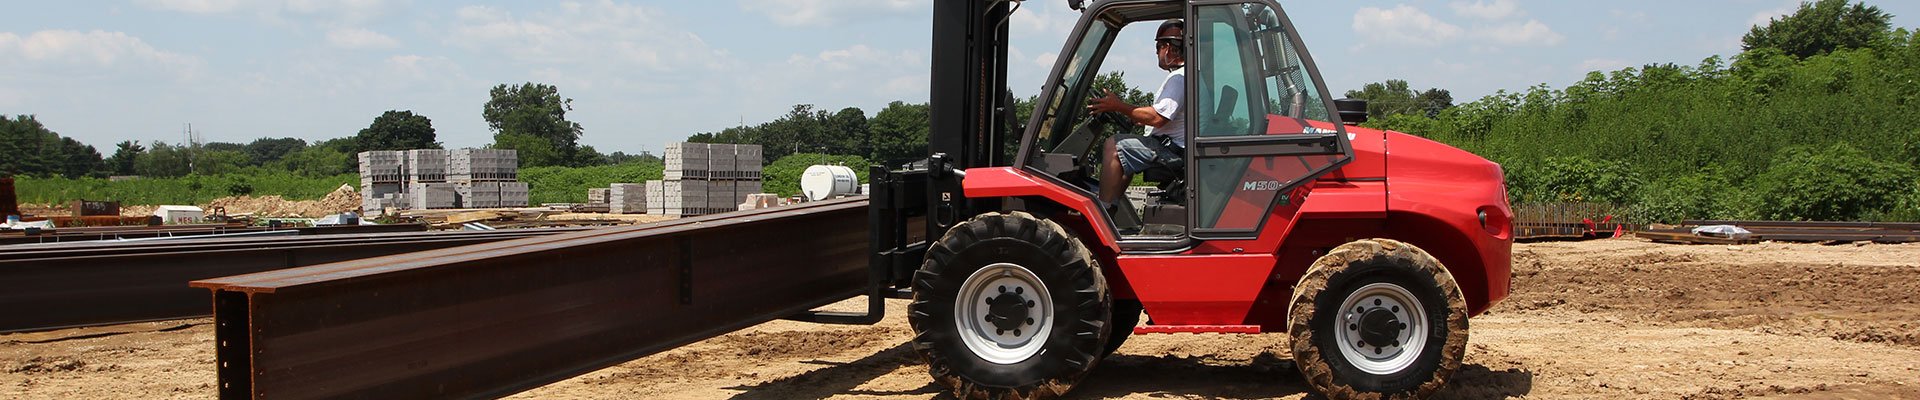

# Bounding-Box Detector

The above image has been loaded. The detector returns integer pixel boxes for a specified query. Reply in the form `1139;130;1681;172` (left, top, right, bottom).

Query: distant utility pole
184;123;194;175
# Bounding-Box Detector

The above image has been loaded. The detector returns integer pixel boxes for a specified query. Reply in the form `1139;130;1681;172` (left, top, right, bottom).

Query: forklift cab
1016;0;1352;248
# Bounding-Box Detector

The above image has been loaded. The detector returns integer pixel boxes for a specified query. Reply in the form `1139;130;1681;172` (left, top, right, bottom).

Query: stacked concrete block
663;180;708;216
735;144;764;180
588;188;610;205
708;143;737;179
408;183;459;210
462;182;503;209
664;142;709;180
608;183;646;214
737;180;764;200
451;149;519;182
706;180;737;211
358;151;405;185
499;182;530;207
405;149;450;183
645;180;665;215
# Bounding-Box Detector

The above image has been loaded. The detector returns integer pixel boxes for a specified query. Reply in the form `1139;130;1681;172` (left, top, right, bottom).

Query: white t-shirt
1146;68;1186;147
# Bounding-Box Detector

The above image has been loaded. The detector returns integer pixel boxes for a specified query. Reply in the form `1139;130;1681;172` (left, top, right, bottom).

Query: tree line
1360;0;1919;222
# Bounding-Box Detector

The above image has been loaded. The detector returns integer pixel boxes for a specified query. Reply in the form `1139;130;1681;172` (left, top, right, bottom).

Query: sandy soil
5;239;1919;399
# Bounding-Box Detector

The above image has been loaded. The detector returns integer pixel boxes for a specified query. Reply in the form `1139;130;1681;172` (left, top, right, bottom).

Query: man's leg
1101;137;1127;204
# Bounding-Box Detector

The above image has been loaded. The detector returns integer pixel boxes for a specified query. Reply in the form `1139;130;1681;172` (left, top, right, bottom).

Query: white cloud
1353;5;1462;47
1471;20;1565;46
446;1;733;72
1449;0;1522;20
136;0;396;24
326;28;400;50
0;30;200;76
737;0;918;28
134;0;245;14
780;44;926;95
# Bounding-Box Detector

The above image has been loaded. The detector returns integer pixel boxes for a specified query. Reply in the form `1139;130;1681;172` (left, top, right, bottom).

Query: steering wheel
1073;111;1132;180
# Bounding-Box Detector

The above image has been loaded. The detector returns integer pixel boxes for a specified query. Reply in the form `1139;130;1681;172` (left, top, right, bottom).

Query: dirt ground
5;239;1918;399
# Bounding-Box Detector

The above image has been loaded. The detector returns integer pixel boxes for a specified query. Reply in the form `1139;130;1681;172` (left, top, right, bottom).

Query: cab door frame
1181;0;1354;242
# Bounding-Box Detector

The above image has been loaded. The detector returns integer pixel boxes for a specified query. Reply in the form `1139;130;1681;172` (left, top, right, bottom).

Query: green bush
518;160;664;204
1749;143;1915;221
1505;157;1642;205
15;170;357;206
1631;169;1733;224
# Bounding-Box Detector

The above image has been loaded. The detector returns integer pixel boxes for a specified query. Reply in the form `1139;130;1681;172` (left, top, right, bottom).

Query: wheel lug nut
1026;318;1035;325
996;329;1005;335
1013;329;1022;337
1025;300;1035;308
1374;347;1383;355
1014;287;1024;294
1391;305;1400;313
998;286;1007;293
1374;299;1382;306
1348;324;1357;331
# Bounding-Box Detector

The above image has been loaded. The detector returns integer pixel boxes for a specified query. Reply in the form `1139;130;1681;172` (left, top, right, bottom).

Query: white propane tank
800;165;859;201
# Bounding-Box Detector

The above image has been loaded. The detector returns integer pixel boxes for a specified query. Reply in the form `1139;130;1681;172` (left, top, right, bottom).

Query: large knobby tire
910;211;1111;400
1288;239;1468;400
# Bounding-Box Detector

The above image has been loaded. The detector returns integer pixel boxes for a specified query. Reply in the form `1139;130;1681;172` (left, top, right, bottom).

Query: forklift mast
929;0;1014;171
855;0;1025;320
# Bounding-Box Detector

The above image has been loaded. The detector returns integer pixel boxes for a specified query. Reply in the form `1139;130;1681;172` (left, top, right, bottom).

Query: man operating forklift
1086;19;1187;209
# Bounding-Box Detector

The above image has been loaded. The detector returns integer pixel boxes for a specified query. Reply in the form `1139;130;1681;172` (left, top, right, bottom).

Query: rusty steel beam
0;228;584;333
193;197;871;399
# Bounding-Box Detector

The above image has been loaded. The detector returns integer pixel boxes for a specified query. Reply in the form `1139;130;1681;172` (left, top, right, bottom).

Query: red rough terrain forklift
834;0;1513;398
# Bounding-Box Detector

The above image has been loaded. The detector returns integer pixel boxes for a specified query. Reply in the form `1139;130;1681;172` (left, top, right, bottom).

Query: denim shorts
1114;134;1181;175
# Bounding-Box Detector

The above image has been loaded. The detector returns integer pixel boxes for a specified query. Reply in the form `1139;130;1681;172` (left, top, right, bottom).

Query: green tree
1751;144;1915;221
355;110;441;151
107;140;145;175
492;133;560;168
135;141;192;178
1344;79;1454;120
1743;0;1893;58
244;137;308;166
0;115;105;178
869;101;929;163
274;145;351;177
484;83;585;166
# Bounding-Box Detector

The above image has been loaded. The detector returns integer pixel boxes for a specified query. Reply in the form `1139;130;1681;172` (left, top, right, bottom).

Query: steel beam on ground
0;229;583;333
193;197;871;400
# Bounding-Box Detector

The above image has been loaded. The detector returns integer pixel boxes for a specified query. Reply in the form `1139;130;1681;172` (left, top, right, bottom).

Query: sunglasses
1155;36;1182;49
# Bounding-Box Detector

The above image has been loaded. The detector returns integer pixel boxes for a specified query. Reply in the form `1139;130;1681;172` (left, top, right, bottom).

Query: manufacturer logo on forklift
1243;180;1283;191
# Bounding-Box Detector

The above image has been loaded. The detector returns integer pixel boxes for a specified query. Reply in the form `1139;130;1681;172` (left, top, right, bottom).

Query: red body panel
964;124;1511;332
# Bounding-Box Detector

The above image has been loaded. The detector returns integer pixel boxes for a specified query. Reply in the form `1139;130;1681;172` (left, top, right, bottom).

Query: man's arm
1086;90;1170;128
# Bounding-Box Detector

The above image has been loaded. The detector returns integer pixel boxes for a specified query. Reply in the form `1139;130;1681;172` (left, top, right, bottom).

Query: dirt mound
203;185;359;218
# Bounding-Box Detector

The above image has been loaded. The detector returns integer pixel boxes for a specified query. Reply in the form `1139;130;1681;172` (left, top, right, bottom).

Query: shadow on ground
727;341;1532;399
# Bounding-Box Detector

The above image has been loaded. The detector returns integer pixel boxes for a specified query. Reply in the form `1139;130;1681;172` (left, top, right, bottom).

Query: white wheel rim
1332;282;1429;375
954;262;1054;365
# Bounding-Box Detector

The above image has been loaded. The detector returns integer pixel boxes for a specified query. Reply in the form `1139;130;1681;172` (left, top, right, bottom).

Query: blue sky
5;0;1919;155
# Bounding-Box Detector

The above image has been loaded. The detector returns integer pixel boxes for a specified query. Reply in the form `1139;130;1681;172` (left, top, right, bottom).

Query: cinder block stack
608;183;646;214
588;188;610;205
735;144;763;181
664;142;708;180
463;182;502;209
645;180;664;215
658;142;767;216
406;149;449;183
358;151;404;213
451;149;520;183
408;183;458;210
662;179;707;217
359;148;531;213
498;182;530;207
